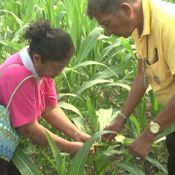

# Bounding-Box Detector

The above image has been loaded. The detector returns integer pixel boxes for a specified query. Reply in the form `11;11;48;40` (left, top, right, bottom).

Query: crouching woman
0;19;90;174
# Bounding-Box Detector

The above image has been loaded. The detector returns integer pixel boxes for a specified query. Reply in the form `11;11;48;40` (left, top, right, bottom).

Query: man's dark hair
87;0;121;18
25;19;75;63
87;0;135;19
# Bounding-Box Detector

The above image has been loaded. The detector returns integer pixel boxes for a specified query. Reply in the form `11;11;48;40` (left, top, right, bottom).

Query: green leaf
76;79;113;95
156;122;175;140
147;157;167;173
128;115;141;137
12;147;43;175
68;130;113;175
0;9;23;26
96;108;114;130
75;27;103;64
117;162;145;175
59;101;83;117
72;117;90;133
45;131;67;175
86;97;99;132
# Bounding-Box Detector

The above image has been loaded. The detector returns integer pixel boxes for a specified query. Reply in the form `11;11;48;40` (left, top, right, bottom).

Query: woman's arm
16;120;84;154
42;104;90;142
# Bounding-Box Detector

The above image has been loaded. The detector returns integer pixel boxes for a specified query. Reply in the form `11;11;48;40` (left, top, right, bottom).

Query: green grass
1;0;174;174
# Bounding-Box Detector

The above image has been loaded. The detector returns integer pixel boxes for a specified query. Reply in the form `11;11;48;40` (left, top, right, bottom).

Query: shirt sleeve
43;78;57;107
132;31;147;60
3;66;38;128
162;19;175;75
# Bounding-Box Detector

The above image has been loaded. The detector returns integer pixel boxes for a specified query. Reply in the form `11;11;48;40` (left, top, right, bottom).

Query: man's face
95;11;136;38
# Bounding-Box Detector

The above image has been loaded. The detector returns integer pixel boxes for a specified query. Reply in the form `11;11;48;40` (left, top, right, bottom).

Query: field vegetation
0;0;175;174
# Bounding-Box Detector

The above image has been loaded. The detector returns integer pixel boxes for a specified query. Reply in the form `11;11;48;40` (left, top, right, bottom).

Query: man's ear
32;54;42;66
120;3;133;17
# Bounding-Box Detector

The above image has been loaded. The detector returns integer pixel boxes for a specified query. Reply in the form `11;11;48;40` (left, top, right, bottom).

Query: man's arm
120;58;147;117
103;59;147;141
42;104;90;143
129;20;175;159
129;93;175;159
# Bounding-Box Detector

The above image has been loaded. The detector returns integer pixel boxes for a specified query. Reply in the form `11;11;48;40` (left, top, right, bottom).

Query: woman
0;19;90;174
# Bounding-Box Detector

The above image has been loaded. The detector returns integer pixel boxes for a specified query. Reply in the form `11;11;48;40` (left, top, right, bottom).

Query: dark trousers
0;159;21;175
7;161;21;175
0;159;8;175
166;131;175;175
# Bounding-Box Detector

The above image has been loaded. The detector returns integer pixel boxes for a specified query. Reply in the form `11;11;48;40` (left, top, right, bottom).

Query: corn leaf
12;147;43;175
68;130;113;175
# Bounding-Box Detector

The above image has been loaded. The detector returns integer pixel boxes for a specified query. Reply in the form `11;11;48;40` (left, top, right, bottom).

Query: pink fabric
0;51;57;128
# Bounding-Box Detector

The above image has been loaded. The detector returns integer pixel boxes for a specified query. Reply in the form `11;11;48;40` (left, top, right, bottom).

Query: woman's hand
74;132;91;143
69;141;84;154
69;141;97;155
43;106;91;143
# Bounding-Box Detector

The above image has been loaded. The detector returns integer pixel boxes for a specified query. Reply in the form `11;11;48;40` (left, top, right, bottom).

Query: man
86;0;175;174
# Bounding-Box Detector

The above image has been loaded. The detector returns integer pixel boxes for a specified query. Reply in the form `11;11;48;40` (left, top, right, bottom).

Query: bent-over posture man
87;0;175;174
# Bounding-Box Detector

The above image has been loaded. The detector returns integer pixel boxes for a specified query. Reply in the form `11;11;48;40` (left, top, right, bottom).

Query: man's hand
129;128;155;159
103;115;127;142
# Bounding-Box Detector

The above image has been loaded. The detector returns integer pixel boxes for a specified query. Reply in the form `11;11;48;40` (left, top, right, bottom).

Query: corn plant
1;0;175;174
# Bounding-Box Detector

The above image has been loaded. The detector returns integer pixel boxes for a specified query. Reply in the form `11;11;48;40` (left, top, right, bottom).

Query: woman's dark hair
25;19;75;63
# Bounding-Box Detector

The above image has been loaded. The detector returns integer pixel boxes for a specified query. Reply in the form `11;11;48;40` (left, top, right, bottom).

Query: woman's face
33;55;70;78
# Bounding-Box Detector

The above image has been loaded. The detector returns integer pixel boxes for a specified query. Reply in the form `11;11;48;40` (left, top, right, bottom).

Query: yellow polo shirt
132;0;175;105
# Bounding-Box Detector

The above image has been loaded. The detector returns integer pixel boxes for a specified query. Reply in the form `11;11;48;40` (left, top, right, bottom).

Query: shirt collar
141;0;151;37
132;0;151;39
19;47;39;77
